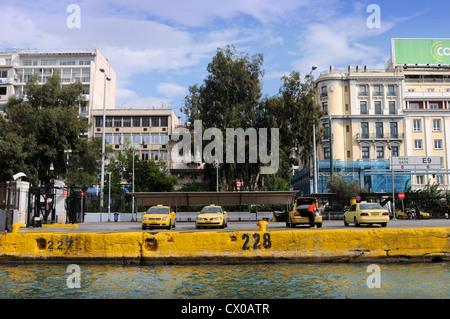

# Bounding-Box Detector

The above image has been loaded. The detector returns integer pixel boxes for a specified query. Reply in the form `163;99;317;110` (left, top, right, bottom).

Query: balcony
356;133;404;142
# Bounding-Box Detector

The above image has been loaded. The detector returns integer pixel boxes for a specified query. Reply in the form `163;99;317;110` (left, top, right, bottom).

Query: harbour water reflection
0;262;448;299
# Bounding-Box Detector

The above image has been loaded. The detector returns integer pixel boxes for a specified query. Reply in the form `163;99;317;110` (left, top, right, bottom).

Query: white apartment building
0;48;116;136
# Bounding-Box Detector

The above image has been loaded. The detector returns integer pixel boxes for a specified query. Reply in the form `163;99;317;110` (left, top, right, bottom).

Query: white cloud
157;83;187;98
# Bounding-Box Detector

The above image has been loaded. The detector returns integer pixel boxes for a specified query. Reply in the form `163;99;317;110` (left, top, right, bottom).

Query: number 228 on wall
241;233;271;250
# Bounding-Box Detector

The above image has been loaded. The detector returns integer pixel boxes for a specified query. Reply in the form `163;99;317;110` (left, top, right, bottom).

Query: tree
182;45;264;190
0;72;88;186
326;174;367;206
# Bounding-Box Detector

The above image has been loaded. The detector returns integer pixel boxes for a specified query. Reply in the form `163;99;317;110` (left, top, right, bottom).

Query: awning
130;191;296;207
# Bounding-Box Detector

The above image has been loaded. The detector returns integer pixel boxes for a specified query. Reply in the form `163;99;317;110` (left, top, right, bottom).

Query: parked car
196;204;228;229
286;197;322;228
142;205;176;230
344;202;389;227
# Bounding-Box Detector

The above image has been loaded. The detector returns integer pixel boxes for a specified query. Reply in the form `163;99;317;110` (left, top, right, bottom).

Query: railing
356;133;404;141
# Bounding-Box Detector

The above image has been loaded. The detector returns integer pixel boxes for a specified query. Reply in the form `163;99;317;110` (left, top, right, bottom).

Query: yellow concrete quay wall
0;228;448;264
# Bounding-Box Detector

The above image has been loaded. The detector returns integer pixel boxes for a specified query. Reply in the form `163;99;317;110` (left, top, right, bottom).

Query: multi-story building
0;48;116;136
292;39;450;195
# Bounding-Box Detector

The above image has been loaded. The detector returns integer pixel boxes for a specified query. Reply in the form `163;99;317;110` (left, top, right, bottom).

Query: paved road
20;218;449;233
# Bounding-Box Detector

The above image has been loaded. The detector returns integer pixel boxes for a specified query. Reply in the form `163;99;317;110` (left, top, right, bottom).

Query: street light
306;66;318;194
99;68;111;217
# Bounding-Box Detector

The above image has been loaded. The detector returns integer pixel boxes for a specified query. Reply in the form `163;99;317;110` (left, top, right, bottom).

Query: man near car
297;203;316;227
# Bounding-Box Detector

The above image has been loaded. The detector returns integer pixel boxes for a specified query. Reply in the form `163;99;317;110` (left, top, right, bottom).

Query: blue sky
2;0;449;122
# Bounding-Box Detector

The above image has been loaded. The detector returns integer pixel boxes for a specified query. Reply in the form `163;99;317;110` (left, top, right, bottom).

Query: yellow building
293;39;450;195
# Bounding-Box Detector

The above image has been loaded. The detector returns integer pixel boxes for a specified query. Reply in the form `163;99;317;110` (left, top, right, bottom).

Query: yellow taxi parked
344;202;389;227
196;205;228;229
396;209;430;219
142;205;176;230
286;197;322;228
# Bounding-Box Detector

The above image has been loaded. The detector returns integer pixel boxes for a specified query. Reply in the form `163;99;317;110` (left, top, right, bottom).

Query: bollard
12;223;24;233
257;220;268;232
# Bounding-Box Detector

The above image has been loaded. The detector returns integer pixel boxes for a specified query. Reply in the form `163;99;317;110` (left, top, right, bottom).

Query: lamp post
99;68;111;217
387;144;396;219
108;172;111;222
306;66;318;194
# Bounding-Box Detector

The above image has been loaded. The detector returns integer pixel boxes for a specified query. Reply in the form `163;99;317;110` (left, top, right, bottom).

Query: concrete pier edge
0;227;448;264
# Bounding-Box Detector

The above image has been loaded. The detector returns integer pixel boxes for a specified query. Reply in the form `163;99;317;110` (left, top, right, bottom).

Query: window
0;70;8;77
79;60;91;66
95;117;102;127
323;123;330;139
389;101;396;114
133;117;141;127
362;146;370;159
160;151;168;162
347;151;351;158
151;117;160;127
141;151;149;161
0;87;6;95
142;117;149;127
160;134;168;144
373;85;382;96
426;88;435;92
105;134;112;145
436;175;445;185
113;134;121;145
142;134;150;145
375;122;384;138
416;175;425;185
410;103;420;110
433;119;441;131
151;133;159;144
160;116;168;127
105;117;113;127
360;101;368;114
321;86;328;97
390;122;398;138
376;146;384;159
387;85;396;96
60;60;76;65
361;122;370;138
114;117;122;127
122;134;131;144
322;102;328;113
391;146;399;157
429;103;439;110
413;119;422;132
414;139;423;149
374;101;382;114
324;147;330;160
346;125;350;133
408;88;416;92
123;117;131;127
434;139;443;149
359;85;368;96
132;134;141;146
41;59;56;66
361;122;369;138
151;151;159;161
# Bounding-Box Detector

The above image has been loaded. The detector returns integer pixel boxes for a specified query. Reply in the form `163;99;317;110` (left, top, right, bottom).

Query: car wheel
344;218;349;226
316;223;322;228
290;218;296;228
381;223;387;227
354;217;360;227
285;219;290;227
167;221;172;230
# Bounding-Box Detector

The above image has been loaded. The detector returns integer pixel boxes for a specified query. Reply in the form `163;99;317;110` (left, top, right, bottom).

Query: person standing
297;203;317;228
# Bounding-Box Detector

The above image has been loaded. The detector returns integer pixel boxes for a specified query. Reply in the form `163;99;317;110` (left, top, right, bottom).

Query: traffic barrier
0;227;448;264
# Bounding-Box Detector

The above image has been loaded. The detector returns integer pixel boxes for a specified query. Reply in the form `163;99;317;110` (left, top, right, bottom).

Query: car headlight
162;216;168;221
214;217;222;220
196;217;202;221
143;217;147;221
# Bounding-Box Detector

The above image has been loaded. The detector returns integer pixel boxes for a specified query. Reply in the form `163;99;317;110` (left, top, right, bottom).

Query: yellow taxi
396;209;430;219
196;205;228;229
286;197;322;228
344;202;389;227
142;205;176;230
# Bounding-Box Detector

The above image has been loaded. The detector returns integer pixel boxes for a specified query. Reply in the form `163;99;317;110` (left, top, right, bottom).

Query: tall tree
0;72;88;186
182;45;264;190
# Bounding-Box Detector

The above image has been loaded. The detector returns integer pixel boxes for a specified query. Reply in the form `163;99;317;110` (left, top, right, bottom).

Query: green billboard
392;39;450;65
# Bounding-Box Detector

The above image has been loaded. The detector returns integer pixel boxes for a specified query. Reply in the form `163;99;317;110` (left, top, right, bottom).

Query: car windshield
146;207;169;214
297;205;310;210
200;207;222;214
360;203;383;210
